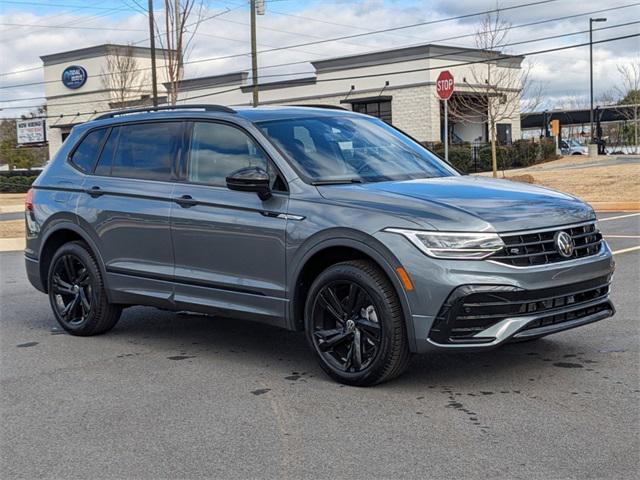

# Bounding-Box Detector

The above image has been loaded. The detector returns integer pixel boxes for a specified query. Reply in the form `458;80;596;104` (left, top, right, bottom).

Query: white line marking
604;235;640;238
612;245;640;255
598;213;640;222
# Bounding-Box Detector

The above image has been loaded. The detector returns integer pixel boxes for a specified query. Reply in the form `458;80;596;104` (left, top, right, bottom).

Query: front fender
286;228;418;352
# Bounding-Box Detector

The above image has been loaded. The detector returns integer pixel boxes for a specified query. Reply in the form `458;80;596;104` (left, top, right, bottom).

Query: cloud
1;0;638;118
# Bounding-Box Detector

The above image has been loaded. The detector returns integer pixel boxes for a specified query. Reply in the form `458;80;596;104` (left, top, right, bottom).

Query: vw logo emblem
554;231;574;258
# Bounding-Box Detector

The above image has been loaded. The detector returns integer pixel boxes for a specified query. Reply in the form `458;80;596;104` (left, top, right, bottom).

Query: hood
317;176;594;232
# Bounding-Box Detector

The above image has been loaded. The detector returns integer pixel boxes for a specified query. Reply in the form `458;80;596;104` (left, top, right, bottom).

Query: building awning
340;95;392;104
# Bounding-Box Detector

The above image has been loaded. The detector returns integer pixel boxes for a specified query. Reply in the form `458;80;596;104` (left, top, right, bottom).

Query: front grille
491;222;602;267
429;275;612;343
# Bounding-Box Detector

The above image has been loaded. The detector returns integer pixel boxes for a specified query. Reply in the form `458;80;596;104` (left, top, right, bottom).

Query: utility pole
250;0;265;107
148;0;158;107
589;17;607;143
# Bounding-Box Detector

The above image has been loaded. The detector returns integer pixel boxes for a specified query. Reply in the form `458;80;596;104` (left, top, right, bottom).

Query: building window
349;98;392;124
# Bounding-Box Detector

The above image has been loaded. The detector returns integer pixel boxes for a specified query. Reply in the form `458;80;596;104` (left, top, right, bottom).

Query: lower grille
430;276;611;344
491;222;602;267
519;302;611;332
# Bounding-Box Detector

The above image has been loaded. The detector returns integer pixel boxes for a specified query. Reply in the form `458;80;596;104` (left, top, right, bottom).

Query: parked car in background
24;105;615;385
560;139;588;155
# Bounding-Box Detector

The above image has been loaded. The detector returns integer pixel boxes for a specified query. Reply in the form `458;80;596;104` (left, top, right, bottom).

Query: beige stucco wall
43;51;169;157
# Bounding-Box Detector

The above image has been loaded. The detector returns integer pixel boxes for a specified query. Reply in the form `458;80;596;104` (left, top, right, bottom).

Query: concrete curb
0;237;25;252
590;202;640;212
0;205;24;214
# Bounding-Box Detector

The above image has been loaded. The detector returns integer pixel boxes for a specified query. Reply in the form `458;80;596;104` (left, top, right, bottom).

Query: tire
47;241;121;336
304;260;411;386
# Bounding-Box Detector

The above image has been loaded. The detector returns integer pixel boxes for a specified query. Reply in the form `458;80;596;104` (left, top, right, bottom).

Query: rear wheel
48;241;121;336
305;260;410;386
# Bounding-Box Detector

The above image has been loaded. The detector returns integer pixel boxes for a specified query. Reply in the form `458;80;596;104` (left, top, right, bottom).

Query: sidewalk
0;193;26;214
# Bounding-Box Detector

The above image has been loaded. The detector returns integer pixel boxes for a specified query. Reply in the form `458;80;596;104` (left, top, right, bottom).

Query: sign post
436;70;454;163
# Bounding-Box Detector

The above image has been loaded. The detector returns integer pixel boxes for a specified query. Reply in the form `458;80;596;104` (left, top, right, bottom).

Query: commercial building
41;44;171;155
42;42;524;157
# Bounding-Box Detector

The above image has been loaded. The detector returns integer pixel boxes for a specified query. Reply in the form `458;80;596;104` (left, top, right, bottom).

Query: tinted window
188;122;268;187
101;122;181;181
70;128;108;172
94;128;117;176
259;116;456;183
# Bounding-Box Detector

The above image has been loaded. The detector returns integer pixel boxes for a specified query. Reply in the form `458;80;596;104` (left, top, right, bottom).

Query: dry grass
0;219;25;239
504;164;640;203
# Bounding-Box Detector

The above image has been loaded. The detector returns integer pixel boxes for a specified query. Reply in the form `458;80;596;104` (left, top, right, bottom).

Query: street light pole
589;17;607;143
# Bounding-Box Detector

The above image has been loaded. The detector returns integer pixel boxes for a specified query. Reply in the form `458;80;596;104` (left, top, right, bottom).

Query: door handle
174;194;197;208
85;186;104;198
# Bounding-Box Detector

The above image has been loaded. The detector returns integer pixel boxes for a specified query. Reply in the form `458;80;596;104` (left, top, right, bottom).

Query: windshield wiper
311;179;363;186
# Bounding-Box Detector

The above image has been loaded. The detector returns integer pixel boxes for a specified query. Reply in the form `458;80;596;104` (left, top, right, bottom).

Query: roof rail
288;104;348;111
95;104;236;120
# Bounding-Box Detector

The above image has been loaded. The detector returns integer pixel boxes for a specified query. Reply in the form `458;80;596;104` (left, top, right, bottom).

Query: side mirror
226;167;271;200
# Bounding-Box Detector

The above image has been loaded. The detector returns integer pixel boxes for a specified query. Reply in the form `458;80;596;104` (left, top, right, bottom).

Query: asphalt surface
1;213;639;480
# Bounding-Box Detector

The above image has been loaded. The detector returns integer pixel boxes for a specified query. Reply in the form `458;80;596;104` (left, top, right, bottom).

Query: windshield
257;115;457;184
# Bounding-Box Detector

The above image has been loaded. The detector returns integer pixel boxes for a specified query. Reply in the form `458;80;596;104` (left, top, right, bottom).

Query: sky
0;0;639;119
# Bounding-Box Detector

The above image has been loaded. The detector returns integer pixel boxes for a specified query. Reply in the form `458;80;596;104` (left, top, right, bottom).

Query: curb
0;237;25;253
590;202;640;212
0;205;24;214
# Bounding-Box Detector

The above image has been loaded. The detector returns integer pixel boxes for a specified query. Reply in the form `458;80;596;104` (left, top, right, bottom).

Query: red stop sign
436;70;454;100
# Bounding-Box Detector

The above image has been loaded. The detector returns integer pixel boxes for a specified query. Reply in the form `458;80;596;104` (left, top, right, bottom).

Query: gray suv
25;105;615;385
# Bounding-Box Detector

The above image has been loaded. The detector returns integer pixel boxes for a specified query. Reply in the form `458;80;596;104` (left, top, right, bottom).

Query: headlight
385;228;505;260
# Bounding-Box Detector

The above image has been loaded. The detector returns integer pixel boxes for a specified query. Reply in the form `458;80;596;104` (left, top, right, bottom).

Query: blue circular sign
61;65;87;89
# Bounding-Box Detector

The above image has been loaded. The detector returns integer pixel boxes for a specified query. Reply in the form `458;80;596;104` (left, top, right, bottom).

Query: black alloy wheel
305;260;411;386
48;241;121;336
50;253;93;327
311;281;382;373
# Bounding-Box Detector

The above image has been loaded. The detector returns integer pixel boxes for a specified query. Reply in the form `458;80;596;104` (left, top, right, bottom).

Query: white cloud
1;0;638;117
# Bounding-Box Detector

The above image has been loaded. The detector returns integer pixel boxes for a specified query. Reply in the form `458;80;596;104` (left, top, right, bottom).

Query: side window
188;122;268;187
70;128;108;172
106;122;181;181
94;128;118;176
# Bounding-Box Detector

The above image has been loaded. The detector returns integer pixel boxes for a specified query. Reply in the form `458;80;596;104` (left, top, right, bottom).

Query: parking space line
612;245;640;255
604;235;640;238
598;213;640;222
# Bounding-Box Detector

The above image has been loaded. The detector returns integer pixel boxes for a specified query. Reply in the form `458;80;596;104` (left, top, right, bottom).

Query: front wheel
304;260;411;386
48;241;121;336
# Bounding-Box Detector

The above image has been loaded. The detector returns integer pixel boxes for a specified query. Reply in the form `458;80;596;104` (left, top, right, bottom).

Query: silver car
561;139;588;155
24;105;615;385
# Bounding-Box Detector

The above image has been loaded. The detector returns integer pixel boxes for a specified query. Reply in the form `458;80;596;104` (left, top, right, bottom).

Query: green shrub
425;138;559;174
0;175;38;193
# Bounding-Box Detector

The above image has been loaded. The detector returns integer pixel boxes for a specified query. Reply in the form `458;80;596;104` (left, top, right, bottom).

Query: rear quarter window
70;128;108;172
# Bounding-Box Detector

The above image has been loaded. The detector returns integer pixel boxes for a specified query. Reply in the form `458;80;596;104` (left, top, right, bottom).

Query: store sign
61;65;87;89
17;118;46;145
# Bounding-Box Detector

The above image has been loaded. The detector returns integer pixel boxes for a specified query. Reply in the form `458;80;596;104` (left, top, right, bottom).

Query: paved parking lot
1;213;638;480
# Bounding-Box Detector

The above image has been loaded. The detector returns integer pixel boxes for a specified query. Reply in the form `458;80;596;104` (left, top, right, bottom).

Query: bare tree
614;56;640;152
102;44;148;108
157;0;205;105
448;7;540;177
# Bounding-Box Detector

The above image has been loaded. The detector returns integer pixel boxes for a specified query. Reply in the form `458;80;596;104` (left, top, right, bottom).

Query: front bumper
426;275;614;350
374;231;616;353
